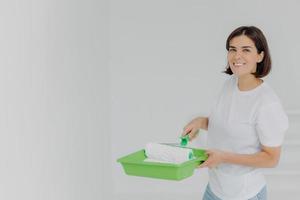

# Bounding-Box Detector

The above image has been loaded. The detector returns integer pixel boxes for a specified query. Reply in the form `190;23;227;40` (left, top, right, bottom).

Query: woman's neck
237;75;263;91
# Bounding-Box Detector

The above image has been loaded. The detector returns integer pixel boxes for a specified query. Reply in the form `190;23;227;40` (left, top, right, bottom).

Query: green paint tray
117;148;207;181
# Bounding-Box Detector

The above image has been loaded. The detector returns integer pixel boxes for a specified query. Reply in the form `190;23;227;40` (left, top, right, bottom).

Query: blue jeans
202;184;267;200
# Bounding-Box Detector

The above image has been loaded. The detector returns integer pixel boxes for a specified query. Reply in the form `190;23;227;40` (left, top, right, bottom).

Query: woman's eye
229;49;236;52
243;49;250;52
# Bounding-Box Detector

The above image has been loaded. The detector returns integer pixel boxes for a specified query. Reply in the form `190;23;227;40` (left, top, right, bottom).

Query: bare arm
200;145;281;168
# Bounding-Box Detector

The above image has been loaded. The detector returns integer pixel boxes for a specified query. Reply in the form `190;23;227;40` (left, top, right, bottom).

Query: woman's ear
258;51;264;63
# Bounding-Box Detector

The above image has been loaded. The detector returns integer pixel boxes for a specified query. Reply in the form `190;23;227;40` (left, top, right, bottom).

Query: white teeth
234;63;244;66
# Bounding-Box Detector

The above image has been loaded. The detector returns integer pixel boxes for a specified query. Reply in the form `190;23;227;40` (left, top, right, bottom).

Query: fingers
197;159;216;169
188;129;199;141
182;119;201;141
197;149;222;169
182;127;199;141
197;150;212;168
182;128;191;136
197;160;210;168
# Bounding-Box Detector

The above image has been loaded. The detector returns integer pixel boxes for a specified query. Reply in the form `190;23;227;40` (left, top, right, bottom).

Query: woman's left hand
198;149;225;169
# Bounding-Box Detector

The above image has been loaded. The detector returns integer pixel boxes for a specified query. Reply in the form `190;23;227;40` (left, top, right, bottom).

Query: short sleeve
256;102;289;147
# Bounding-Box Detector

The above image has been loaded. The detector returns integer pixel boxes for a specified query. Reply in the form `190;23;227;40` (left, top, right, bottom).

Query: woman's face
227;35;264;78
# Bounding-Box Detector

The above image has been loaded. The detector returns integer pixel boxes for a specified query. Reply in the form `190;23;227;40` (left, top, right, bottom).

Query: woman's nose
234;51;242;59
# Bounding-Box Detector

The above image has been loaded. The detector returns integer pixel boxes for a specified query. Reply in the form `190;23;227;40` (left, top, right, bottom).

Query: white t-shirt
207;75;289;200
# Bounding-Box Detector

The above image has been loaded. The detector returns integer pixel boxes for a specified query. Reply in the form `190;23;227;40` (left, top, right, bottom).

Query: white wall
111;0;300;199
100;0;112;199
0;0;111;199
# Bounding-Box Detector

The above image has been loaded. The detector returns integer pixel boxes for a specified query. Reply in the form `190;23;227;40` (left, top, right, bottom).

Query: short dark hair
224;26;272;78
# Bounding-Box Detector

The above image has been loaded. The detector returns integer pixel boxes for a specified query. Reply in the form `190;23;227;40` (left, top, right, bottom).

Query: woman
182;26;288;200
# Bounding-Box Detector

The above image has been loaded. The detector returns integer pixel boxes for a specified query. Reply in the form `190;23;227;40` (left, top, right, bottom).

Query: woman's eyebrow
229;45;253;49
241;46;253;48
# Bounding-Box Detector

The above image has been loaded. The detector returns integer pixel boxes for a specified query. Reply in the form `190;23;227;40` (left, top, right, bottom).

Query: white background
1;0;300;200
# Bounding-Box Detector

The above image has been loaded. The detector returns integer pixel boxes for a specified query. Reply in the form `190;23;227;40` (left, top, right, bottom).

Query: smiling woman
224;26;272;79
182;26;289;200
228;36;264;76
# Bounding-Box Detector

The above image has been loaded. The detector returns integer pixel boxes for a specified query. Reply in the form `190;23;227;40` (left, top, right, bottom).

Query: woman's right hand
182;117;208;141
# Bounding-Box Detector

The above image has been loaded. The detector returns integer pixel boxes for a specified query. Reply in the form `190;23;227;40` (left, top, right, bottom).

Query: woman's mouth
233;62;245;67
